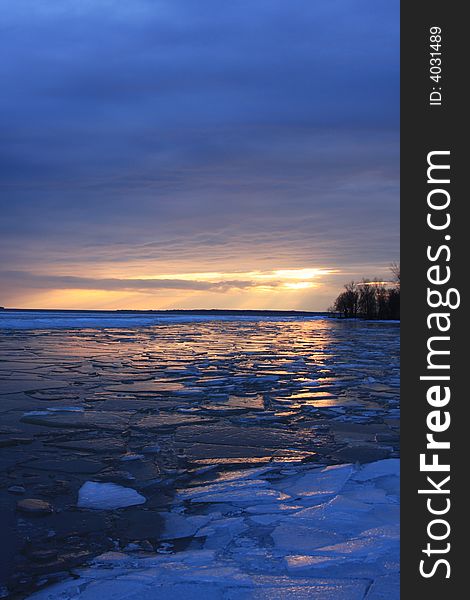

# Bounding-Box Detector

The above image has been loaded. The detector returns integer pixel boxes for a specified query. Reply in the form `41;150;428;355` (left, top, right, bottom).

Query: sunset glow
0;1;399;311
3;266;347;310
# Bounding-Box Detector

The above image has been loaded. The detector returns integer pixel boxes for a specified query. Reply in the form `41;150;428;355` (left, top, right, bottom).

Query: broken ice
77;482;146;510
30;459;399;599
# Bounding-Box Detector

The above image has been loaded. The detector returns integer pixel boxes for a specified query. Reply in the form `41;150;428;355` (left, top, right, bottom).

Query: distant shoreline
0;308;330;317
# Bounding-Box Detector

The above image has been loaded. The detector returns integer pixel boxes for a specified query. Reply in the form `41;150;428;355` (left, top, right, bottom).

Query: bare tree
333;281;359;318
390;262;400;286
357;279;377;319
330;266;400;320
375;282;389;319
388;287;400;319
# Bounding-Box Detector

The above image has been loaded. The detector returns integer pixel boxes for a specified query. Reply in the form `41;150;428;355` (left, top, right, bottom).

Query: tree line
330;263;400;320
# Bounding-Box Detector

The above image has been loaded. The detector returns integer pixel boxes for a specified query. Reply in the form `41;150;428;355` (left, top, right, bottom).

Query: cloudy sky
0;0;399;310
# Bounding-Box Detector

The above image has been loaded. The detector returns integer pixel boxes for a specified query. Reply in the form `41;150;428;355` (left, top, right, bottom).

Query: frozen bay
0;316;399;598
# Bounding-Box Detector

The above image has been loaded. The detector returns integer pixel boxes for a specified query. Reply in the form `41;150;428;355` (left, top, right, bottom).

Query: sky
0;0;399;311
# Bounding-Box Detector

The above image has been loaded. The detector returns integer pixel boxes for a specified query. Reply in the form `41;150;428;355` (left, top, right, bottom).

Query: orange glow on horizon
4;266;345;311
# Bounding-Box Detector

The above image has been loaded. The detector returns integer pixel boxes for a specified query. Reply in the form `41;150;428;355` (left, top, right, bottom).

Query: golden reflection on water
5;319;399;424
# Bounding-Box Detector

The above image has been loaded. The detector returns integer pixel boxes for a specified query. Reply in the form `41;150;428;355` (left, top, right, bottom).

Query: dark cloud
0;271;261;292
0;0;399;308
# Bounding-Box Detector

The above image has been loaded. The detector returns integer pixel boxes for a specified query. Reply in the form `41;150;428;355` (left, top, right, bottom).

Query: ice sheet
29;459;399;599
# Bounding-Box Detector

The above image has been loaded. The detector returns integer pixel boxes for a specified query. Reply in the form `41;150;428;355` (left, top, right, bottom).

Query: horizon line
0;307;329;315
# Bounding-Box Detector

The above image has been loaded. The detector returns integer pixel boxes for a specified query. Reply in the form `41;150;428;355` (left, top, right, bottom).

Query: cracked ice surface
0;318;399;596
28;459;399;599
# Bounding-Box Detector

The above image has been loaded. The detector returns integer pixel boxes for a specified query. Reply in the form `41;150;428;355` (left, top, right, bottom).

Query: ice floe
30;459;399;599
1;318;399;597
77;482;146;510
279;463;355;506
159;512;213;540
